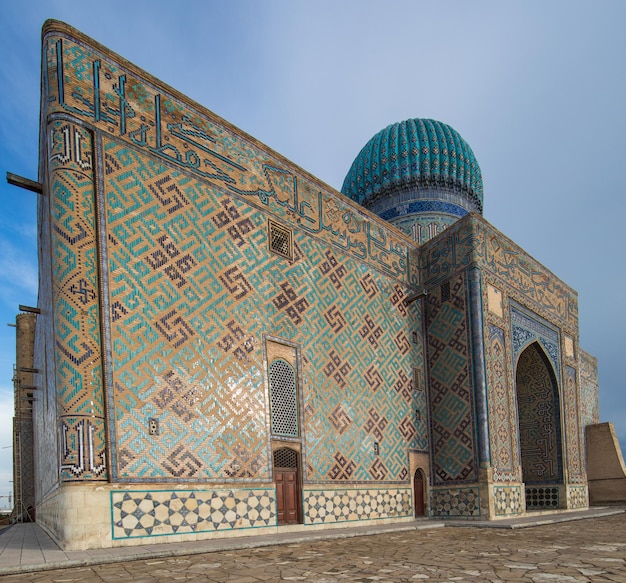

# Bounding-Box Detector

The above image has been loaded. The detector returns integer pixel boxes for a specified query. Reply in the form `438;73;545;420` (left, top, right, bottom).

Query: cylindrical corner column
48;118;107;481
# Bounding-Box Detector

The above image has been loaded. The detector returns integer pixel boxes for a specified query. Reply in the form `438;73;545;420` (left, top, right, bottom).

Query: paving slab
0;507;623;577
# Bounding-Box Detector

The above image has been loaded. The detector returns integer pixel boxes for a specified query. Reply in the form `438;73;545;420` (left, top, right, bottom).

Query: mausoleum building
12;21;604;550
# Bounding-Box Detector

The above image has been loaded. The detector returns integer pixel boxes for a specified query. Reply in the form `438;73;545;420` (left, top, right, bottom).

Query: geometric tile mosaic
564;366;584;484
46;31;426;490
426;272;477;484
493;485;523;516
46;34;417;286
420;217;578;329
579;350;600;428
511;306;561;383
111;489;275;539
49;120;108;482
430;487;480;517
103;140;425;483
303;488;412;524
486;325;518;483
567;485;588;510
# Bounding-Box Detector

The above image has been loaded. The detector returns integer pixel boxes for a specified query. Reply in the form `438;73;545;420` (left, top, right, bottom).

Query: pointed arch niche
515;342;564;509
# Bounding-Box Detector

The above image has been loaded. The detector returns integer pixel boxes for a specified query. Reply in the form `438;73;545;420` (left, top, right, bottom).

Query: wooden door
276;468;300;524
414;469;425;517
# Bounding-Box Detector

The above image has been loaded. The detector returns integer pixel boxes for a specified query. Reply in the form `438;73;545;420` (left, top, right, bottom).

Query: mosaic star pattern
430;487;480;517
111;489;275;538
303;488;412;524
493;485;523;516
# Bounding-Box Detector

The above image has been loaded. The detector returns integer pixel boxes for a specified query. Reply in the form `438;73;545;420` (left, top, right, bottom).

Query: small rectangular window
441;281;450;302
268;219;293;260
413;367;422;391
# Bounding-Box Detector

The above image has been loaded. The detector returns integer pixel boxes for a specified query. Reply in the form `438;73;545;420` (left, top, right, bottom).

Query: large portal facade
516;342;563;509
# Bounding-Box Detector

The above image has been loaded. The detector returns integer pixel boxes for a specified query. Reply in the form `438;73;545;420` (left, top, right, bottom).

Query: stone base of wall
35;483;414;550
429;481;589;520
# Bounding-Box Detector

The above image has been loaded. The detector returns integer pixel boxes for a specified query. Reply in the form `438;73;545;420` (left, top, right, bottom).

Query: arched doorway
273;447;302;525
413;468;426;517
515;342;563;510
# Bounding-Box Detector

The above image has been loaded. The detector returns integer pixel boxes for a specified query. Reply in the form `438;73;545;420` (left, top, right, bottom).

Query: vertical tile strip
48;119;107;481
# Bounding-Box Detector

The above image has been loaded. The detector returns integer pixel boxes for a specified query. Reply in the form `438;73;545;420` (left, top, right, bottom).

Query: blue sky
0;1;625;505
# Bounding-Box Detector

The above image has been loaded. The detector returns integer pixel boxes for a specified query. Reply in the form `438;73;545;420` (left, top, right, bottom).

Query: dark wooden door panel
276;468;300;524
276;471;285;523
414;471;425;517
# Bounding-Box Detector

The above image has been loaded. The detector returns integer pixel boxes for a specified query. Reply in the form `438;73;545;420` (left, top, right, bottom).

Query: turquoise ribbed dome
341;119;483;212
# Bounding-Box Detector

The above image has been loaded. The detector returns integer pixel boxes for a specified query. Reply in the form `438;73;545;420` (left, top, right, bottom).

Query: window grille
526;486;559;509
273;447;298;469
268;220;293;260
269;358;299;437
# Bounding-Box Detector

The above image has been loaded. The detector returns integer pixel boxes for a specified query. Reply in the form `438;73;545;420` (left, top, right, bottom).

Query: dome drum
365;183;481;219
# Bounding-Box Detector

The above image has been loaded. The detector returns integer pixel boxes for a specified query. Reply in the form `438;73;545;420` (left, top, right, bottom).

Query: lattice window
525;486;559;509
268;220;293;260
273;447;298;469
269;358;299;437
440;281;450;303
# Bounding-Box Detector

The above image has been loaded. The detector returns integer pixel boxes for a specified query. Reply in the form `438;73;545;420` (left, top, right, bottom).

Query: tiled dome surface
341;119;483;212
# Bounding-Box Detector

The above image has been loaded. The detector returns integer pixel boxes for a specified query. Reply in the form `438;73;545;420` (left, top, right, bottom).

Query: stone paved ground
1;515;624;582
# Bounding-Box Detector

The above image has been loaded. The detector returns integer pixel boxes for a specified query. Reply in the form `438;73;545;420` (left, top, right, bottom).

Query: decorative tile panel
487;284;503;318
303;488;411;524
511;306;561;382
564;366;585;484
48;120;107;481
579;350;599;427
516;344;563;485
493;485;523;516
111;489;275;539
425;273;477;484
486;325;518;482
100;136;424;484
420;215;578;328
43;30;418;286
431;487;480;517
567;485;588;509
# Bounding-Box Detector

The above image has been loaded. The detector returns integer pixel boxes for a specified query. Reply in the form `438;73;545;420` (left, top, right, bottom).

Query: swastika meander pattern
103;138;424;483
425;273;477;485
